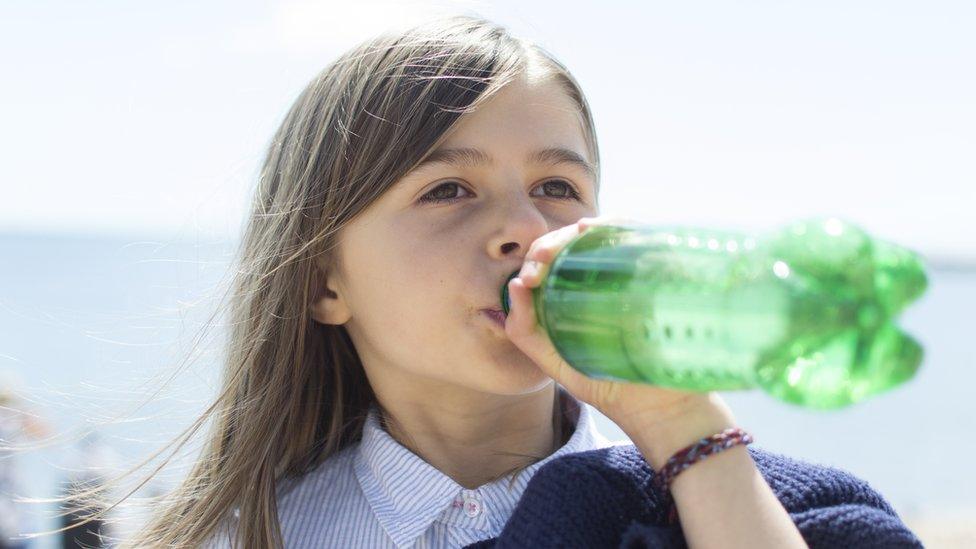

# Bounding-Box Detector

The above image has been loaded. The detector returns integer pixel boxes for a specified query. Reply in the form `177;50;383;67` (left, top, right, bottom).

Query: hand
507;219;803;548
504;216;737;457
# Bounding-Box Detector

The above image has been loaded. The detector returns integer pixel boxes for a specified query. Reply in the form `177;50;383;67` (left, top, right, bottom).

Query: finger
525;222;582;264
517;214;641;306
504;276;593;389
504;276;538;340
519;223;585;288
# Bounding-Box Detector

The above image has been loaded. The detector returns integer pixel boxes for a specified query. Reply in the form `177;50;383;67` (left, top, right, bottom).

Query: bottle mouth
500;270;521;316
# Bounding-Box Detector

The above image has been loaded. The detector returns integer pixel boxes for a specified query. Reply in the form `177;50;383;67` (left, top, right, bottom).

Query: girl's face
312;75;599;402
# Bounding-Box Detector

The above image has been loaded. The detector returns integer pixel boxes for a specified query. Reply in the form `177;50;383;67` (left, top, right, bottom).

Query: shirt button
463;495;482;518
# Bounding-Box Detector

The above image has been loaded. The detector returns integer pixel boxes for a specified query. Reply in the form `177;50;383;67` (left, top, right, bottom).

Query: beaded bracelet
652;427;754;524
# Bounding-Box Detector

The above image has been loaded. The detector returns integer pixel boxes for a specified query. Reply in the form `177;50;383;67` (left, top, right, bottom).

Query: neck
375;383;568;489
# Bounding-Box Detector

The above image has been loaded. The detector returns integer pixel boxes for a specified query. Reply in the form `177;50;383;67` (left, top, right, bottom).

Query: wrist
617;392;738;471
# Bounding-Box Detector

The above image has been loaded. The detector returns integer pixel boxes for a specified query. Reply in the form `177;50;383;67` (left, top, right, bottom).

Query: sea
1;230;973;547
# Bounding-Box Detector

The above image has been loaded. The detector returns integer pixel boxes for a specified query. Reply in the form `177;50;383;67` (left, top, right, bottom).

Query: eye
417;181;473;204
532;179;582;201
417;179;582;205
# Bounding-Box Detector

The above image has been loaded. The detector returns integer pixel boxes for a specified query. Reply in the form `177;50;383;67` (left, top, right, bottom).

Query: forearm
619;394;808;549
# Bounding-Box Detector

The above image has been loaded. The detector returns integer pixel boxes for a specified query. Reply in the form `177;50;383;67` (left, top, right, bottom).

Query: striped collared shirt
210;389;613;548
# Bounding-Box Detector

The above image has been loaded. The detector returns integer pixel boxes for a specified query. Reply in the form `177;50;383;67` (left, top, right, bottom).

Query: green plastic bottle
500;218;928;409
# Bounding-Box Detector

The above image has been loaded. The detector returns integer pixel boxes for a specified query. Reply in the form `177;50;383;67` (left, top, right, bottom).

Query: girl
116;14;921;548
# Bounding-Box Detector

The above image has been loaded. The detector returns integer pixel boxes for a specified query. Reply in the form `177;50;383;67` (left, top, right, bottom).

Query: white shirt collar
352;387;612;548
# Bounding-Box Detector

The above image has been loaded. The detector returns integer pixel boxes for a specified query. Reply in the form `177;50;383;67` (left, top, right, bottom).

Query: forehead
436;77;589;158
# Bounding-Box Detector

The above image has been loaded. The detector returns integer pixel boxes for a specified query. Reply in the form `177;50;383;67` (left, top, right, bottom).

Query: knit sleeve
617;520;688;548
616;504;922;549
746;447;923;548
596;446;926;549
472;444;924;549
618;447;923;548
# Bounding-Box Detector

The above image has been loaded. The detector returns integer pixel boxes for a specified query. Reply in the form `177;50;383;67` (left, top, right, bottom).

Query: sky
1;0;973;263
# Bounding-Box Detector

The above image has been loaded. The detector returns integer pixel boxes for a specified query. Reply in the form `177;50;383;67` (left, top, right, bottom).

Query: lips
480;269;519;326
482;308;507;328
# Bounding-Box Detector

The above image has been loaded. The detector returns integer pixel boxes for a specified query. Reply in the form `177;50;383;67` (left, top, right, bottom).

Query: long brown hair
63;14;601;548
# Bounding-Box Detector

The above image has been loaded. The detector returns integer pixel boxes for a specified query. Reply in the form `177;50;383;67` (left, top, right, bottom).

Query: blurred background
1;0;973;547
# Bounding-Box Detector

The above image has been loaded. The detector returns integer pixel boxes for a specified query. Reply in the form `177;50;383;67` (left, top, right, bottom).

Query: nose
486;195;551;262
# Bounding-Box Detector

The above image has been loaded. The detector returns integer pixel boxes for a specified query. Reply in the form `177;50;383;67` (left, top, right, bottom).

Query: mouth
481;308;507;329
481;270;518;329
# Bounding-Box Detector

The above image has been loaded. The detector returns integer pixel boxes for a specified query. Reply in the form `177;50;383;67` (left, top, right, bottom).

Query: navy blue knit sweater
463;443;923;548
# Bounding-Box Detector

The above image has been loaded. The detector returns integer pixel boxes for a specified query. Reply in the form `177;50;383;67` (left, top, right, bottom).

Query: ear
309;260;351;326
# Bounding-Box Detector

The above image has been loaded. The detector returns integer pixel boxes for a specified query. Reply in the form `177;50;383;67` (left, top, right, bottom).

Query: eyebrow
411;146;598;180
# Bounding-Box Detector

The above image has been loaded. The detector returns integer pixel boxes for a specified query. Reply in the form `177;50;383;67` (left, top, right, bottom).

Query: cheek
388;236;464;305
339;219;472;350
351;249;461;347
